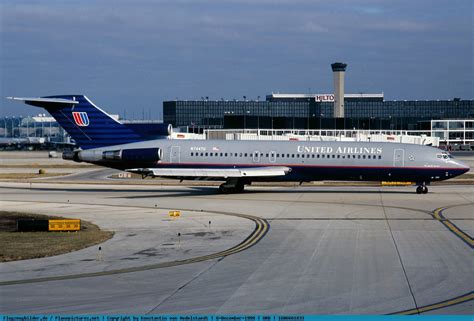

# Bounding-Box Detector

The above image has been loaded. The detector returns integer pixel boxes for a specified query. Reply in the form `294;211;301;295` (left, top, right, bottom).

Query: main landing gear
416;185;428;194
218;179;245;194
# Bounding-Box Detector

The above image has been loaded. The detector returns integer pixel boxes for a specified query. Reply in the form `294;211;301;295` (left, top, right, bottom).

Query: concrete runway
0;182;473;314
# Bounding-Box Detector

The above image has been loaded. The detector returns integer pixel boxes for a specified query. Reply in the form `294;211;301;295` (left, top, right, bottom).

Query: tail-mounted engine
63;148;163;163
103;148;163;162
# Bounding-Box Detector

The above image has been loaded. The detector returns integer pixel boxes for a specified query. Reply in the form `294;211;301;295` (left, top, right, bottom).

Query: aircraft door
252;151;260;163
393;149;404;167
170;146;181;163
269;151;276;163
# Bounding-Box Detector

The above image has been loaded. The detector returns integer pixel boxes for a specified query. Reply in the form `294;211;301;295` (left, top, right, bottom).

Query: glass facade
163;99;474;131
430;119;474;145
164;100;319;128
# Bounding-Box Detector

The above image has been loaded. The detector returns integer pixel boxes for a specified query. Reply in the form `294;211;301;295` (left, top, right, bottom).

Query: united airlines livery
8;95;469;194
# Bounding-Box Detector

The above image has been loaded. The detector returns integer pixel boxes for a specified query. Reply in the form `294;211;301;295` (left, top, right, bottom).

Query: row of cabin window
190;152;382;160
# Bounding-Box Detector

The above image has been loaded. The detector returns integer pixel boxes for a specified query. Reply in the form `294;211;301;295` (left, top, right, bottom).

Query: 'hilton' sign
314;94;335;102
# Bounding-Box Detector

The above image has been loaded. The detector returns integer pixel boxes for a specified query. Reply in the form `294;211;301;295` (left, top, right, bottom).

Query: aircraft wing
127;166;291;178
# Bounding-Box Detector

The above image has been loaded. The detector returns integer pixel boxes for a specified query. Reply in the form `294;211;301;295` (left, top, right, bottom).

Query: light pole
245;110;250;130
19;116;22;137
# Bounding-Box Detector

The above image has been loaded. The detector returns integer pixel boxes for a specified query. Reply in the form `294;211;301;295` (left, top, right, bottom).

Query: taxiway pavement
0;182;473;314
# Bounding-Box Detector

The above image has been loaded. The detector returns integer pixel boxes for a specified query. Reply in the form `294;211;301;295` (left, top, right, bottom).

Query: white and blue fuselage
9;95;469;193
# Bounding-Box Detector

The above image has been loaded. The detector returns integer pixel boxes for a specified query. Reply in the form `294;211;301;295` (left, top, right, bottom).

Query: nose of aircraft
455;159;470;174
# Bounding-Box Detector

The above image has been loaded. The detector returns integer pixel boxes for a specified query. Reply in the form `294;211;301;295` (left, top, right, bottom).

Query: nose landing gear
416;185;428;194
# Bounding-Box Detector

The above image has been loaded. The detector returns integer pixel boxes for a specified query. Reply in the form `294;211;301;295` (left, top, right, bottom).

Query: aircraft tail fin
8;95;143;149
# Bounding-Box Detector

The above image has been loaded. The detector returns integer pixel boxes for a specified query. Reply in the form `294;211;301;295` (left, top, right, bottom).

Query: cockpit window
438;152;453;159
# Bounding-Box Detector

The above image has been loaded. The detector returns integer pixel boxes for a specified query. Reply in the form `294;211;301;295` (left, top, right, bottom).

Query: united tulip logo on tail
72;112;90;126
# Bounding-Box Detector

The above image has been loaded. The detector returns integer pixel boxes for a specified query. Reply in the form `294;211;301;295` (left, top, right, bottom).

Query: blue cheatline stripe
0;315;473;321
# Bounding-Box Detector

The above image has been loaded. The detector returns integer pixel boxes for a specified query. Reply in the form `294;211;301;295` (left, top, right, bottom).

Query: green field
0;211;114;262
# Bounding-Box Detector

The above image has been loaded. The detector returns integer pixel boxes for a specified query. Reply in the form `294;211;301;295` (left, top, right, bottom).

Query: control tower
331;62;347;118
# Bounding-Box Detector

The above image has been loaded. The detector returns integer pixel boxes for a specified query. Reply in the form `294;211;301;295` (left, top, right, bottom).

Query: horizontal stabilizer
127;166;291;178
7;97;79;106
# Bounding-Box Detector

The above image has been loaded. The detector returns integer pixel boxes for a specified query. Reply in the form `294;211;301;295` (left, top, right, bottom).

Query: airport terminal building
164;62;473;133
163;94;474;131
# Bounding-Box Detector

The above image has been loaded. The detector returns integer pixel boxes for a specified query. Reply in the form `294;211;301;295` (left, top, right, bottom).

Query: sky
1;0;473;119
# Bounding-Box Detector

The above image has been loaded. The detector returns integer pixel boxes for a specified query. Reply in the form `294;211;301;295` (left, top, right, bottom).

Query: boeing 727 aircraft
8;95;470;194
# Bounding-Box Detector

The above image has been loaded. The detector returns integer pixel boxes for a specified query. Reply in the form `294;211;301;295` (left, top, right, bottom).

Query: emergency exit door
170;146;181;163
393;149;404;167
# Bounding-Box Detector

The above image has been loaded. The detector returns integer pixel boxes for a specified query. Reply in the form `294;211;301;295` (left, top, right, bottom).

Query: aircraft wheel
218;184;233;194
416;186;423;194
218;184;227;194
235;182;245;193
422;186;428;194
